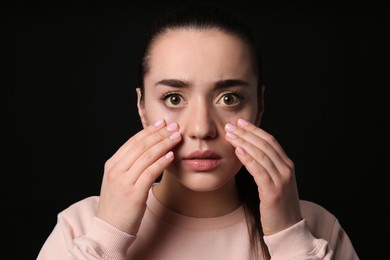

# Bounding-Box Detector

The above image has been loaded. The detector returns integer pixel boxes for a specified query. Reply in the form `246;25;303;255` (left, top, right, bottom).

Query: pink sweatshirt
37;187;359;259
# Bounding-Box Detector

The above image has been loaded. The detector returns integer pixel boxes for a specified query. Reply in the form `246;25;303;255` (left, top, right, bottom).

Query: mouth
182;150;222;172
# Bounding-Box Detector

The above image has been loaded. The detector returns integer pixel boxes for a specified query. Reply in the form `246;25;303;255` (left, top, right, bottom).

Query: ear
255;85;265;126
136;88;148;128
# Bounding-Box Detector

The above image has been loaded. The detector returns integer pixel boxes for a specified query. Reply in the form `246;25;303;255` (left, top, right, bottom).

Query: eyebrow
154;79;250;89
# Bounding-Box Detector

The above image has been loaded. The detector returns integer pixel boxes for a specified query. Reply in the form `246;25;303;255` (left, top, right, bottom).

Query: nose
181;99;217;140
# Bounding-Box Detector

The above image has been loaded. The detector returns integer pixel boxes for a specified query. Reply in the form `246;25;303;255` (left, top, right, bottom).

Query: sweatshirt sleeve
69;217;136;259
37;198;136;260
263;219;333;259
328;218;360;260
263;214;359;260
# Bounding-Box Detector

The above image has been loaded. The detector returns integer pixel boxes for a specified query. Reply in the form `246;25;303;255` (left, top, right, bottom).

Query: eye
217;93;243;106
161;93;185;108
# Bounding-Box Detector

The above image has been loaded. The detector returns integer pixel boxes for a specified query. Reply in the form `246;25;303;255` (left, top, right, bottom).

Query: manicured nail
225;123;235;132
167;122;178;131
236;147;246;155
165;151;174;159
170;132;181;140
237;119;249;127
154;119;164;127
226;132;237;139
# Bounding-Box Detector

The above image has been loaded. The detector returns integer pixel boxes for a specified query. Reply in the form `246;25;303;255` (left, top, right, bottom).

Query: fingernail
154;119;164;127
225;123;235;132
170;132;181;140
167;122;178;131
236;147;246;155
165;151;174;159
238;119;249;127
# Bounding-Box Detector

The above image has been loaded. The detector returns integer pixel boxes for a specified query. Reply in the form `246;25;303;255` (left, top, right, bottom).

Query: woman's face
138;28;263;192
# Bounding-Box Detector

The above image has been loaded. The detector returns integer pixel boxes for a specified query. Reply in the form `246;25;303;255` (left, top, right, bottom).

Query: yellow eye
164;94;184;107
218;93;241;106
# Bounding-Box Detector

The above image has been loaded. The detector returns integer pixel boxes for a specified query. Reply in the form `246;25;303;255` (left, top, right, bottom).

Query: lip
184;150;222;160
182;150;222;172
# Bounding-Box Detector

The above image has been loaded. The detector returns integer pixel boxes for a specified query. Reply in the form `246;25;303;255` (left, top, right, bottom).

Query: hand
225;119;302;236
97;119;182;235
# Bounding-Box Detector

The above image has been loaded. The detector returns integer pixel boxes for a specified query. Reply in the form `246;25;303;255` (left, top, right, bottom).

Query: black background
6;1;389;259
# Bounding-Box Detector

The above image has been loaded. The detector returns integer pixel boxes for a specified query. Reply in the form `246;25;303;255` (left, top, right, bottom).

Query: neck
152;175;241;218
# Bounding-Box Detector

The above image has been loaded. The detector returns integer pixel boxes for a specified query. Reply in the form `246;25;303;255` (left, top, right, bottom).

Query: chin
166;163;241;193
181;175;232;192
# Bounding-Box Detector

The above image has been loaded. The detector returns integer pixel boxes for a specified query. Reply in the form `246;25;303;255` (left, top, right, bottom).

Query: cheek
161;111;178;124
145;107;177;126
220;107;258;125
242;101;259;123
142;98;170;125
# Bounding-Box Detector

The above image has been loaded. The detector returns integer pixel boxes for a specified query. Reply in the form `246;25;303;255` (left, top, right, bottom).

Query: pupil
171;96;179;104
224;95;232;104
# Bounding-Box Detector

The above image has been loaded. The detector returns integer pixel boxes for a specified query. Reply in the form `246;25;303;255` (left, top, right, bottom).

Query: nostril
181;106;218;139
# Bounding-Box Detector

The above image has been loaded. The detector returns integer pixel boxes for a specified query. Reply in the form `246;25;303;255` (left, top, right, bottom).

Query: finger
135;151;175;191
225;132;280;183
234;146;275;191
237;119;293;167
227;120;293;168
128;131;182;184
107;119;166;167
113;122;179;173
225;122;289;176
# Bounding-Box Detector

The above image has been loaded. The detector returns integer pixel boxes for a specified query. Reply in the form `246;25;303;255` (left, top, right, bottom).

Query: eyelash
217;90;245;108
160;91;182;102
222;90;245;101
159;90;245;108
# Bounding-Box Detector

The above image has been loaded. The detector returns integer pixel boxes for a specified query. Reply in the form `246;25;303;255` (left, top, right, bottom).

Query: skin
97;28;302;237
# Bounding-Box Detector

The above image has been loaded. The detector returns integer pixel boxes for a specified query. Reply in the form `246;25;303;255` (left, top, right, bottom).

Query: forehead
145;28;256;84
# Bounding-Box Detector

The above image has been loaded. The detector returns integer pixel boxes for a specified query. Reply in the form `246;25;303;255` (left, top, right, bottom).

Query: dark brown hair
137;3;269;259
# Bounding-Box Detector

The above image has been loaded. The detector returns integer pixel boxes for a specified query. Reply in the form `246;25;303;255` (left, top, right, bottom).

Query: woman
37;3;359;259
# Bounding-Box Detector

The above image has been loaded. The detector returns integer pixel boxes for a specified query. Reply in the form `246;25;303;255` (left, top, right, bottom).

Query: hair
137;3;269;259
